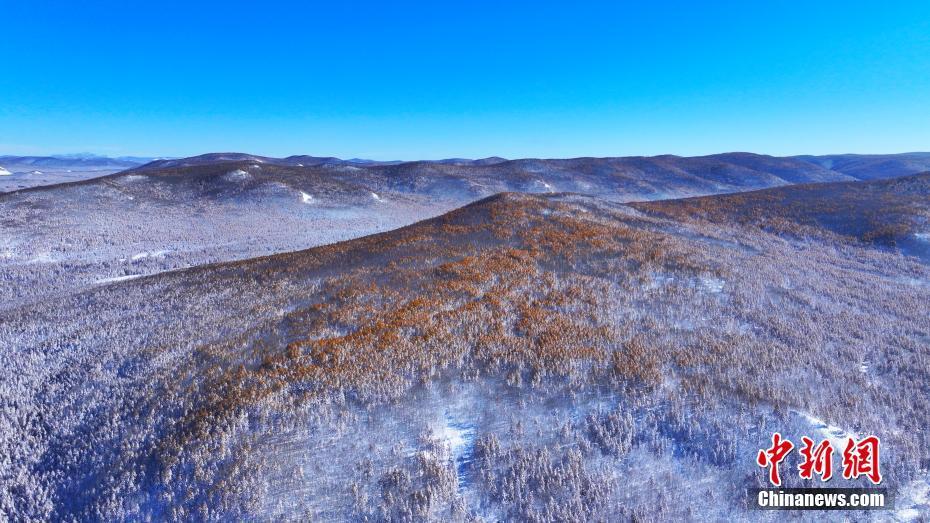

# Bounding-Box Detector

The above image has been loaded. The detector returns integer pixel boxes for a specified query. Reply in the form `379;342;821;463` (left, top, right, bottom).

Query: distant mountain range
0;154;156;171
7;150;930;205
119;151;930;202
0;154;162;191
130;152;513;170
128;151;930;180
3;151;929;188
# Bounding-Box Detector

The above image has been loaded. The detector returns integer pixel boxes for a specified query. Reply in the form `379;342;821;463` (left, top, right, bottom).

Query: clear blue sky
2;1;929;159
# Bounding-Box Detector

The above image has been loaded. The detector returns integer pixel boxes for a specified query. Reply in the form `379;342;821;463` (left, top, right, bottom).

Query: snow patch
699;277;725;293
300;191;314;204
97;274;143;284
915;232;930;242
434;419;473;459
25;253;57;264
0;166;11;176
793;410;857;450
896;478;930;522
127;250;171;262
430;414;475;489
371;191;382;201
263;182;290;193
223;169;251;181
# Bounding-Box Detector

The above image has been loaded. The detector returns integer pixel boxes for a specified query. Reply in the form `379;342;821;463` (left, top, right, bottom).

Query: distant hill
794;152;930;180
7;150;926;195
634;171;930;260
0;154;156;191
0;154;151;170
120;152;860;202
133;152;400;171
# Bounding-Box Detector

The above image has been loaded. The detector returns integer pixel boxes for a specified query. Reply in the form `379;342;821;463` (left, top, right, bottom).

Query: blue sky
1;1;929;159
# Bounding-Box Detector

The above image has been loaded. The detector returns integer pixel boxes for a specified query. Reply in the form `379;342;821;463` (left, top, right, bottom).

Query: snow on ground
223;169;251;181
25;253;57;264
96;274;143;284
300;191;313;204
0;237;16;260
793;410;857;450
371;192;382;201
432;415;475;462
916;232;929;242
0;191;459;310
263;182;291;194
644;273;725;294
895;477;930;521
128;250;171;262
434;414;476;490
535;179;555;192
0;166;11;176
699;277;725;293
897;276;930;287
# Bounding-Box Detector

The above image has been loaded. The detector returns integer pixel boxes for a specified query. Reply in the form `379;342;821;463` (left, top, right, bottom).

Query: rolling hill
794;152;930;180
0;152;861;309
0;154;155;192
4;151;927;311
2;173;928;520
635;172;930;260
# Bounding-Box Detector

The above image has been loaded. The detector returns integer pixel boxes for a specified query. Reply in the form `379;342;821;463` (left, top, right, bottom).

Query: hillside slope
635;172;930;260
0;152;857;309
0;161;455;309
2;175;928;520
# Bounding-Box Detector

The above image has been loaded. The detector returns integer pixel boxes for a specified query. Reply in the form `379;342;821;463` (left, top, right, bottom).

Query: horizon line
3;150;930;163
